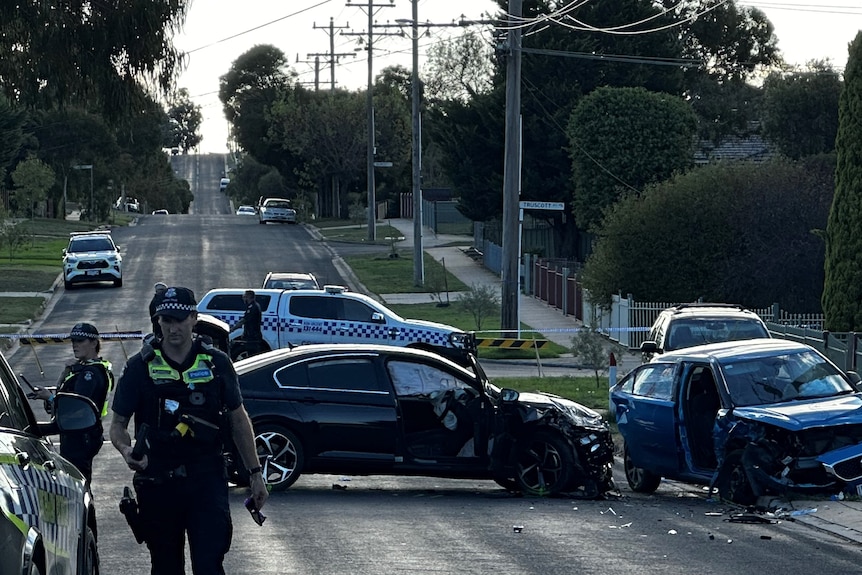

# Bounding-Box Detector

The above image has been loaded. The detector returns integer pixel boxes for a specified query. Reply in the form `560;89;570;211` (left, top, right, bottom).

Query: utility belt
134;454;226;485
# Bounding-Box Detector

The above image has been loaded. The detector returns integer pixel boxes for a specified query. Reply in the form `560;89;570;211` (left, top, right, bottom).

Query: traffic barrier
3;331;144;345
475;338;550;349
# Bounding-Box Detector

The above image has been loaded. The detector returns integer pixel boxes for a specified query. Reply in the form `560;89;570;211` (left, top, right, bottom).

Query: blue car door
611;362;682;477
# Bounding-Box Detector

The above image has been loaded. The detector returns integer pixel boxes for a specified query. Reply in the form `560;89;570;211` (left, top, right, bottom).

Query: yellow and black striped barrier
475;338;550;350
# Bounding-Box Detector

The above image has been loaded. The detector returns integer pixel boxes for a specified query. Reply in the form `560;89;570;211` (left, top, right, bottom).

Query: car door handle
44;460;56;472
388;328;400;338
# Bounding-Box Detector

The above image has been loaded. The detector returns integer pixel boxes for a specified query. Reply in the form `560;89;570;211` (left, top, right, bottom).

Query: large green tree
11;157;55;219
762;62;842;160
823;32;862;331
0;1;188;119
167;88;203;152
568;86;698;231
583;157;833;311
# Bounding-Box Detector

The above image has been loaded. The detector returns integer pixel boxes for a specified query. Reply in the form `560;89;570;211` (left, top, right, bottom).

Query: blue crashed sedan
611;338;862;504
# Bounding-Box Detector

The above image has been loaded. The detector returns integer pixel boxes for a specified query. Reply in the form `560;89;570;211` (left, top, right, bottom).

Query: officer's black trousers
135;469;232;575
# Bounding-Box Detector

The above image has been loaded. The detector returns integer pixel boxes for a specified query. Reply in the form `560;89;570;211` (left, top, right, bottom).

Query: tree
568;87;698;231
424;30;494;103
823;32;862;331
582;158;834;312
11;158;55;219
167;88;203;152
0;1;188;120
762;62;842;159
0;97;25;179
457;284;500;330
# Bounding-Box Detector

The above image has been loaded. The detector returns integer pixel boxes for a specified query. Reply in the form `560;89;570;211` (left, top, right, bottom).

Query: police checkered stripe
157;302;196;313
70;328;98;340
4;459;84;561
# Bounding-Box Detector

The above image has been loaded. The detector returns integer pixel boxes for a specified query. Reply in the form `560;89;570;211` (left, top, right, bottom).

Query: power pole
409;0;423;287
345;0;396;241
311;17;355;92
501;0;522;332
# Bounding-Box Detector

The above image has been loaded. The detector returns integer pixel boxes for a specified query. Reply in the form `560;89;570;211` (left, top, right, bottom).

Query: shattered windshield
721;350;855;407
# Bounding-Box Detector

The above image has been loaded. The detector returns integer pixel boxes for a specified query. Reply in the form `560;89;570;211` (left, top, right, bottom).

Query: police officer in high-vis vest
35;322;113;482
109;286;267;575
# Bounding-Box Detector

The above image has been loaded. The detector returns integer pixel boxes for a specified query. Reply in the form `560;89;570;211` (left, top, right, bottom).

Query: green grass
0;296;47;323
346;251;469;294
492;375;611;412
319;224;403;244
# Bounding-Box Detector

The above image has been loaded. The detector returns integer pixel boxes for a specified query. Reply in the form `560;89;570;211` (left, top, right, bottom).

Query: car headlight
449;332;470;347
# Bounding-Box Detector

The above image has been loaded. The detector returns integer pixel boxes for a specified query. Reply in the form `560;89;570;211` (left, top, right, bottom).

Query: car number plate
86;270;100;276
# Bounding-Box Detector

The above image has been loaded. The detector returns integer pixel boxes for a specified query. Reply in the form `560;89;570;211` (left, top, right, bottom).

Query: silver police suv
62;231;123;289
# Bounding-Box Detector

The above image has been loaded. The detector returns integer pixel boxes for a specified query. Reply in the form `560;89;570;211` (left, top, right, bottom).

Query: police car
62;231;123;289
0;351;101;574
197;285;475;362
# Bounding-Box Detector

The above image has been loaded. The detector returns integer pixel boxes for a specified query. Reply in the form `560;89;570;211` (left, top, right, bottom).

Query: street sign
373;161;393;168
519;201;564;211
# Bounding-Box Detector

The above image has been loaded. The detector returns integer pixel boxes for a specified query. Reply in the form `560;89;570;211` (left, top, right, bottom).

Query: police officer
230;289;263;359
109;286;267;575
35;322;113;482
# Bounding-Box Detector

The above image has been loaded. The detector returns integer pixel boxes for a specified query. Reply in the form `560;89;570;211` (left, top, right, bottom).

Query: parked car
197;285;474;362
640;303;770;361
236;205;256;216
152;209;169;215
0;350;101;574
219;177;230;191
62;231;123;289
261;271;319;290
612;338;862;504
229;345;616;497
258;198;297;224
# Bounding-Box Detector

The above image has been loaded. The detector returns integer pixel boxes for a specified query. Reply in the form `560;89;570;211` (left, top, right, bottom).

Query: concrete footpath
316;218;862;546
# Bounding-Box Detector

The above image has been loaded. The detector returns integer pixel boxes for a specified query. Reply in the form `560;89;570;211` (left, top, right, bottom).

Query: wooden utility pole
501;0;522;332
311;17;355;91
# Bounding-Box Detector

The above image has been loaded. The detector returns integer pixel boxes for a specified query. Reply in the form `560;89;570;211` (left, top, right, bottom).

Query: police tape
474;326;650;336
1;331;144;345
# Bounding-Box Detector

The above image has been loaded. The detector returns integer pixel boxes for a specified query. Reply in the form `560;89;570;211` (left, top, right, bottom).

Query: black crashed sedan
230;345;615;497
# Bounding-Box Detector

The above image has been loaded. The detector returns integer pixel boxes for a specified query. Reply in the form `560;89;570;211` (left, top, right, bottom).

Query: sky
172;0;862;153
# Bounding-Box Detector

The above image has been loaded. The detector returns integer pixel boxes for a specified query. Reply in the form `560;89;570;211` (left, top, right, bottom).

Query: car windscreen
666;318;768;350
265;201;291;209
68;238;114;253
720;350;855;406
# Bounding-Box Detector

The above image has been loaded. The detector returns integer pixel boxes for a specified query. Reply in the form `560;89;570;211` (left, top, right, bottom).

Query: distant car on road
229;344;616;497
0;350;101;574
152;209;169;215
219;177;230;191
258;198;296;224
236;205;256;216
62;231;123;289
261;271;319;290
613;338;862;504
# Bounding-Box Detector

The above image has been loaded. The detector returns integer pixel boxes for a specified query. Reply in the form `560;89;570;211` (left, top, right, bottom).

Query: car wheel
716;449;756;505
259;219;265;224
80;524;99;574
624;443;661;493
514;430;574;496
114;277;123;287
255;425;304;491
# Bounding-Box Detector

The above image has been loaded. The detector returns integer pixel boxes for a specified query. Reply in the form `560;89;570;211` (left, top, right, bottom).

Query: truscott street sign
519;201;564;210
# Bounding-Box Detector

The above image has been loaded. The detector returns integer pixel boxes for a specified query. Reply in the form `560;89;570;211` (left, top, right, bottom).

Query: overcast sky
173;0;862;153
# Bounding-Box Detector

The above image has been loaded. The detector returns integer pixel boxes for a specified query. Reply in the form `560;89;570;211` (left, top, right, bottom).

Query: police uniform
113;288;243;575
55;323;113;482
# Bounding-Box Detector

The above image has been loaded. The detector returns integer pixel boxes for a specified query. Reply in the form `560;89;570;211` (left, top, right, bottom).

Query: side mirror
371;312;385;324
500;388;520;403
640;341;659;353
847;371;862;390
54;393;99;432
62;249;67;256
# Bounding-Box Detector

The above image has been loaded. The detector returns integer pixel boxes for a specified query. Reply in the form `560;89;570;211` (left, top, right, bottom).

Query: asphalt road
9;153;862;574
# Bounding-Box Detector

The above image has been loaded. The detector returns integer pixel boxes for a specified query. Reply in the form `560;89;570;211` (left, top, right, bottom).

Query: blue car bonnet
732;394;862;432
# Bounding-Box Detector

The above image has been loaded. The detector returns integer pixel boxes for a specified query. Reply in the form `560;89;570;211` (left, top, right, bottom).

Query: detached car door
611;362;682;477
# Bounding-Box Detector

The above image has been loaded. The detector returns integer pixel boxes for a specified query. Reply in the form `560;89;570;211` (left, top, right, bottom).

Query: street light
72;164;93;219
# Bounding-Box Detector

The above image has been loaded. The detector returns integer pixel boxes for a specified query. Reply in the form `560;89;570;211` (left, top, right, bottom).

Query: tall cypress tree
823;31;862;331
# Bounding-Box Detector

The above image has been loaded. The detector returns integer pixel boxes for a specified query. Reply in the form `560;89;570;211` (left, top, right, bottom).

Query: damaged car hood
516;391;605;427
733;394;862;431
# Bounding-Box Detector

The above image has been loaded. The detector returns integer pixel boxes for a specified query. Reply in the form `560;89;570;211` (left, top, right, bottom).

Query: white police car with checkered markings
0;350;101;574
197;286;475;363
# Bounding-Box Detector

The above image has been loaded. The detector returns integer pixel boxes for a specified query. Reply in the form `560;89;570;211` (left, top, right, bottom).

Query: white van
219;178;230;191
